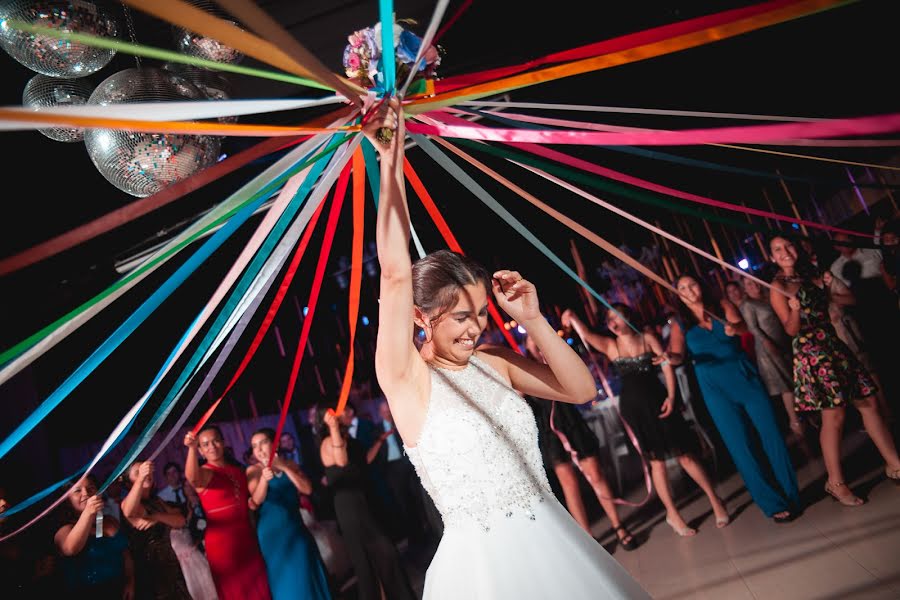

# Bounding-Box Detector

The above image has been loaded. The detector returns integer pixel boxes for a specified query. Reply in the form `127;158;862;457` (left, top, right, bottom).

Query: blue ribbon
98;138;342;492
378;0;396;95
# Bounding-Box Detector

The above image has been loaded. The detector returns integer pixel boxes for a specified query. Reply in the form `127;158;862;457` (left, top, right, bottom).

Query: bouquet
343;20;441;91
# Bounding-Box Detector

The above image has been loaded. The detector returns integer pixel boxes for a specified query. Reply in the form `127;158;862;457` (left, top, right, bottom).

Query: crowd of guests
1;214;898;598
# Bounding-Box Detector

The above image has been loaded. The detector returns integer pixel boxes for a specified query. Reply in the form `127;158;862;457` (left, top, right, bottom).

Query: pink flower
818;367;827;376
348;31;364;47
816;331;825;340
809;356;818;366
346;53;361;69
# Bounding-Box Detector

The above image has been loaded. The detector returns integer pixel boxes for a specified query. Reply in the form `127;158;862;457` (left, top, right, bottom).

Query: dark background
0;0;898;466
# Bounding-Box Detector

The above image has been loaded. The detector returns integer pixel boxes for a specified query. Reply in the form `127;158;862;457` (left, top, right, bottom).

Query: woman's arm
366;430;392;465
121;462;152;520
770;281;801;336
561;310;614;357
54;495;103;556
273;457;313;496
319;411;348;468
368;100;425;400
147;501;186;529
721;299;748;336
646;333;677;418
825;272;856;307
665;319;686;366
247;465;270;507
183;432;212;491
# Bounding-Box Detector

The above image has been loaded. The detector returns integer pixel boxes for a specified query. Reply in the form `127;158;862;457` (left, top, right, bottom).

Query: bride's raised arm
365;99;420;395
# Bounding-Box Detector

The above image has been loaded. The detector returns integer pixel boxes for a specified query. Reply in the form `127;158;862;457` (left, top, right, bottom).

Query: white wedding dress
404;355;651;599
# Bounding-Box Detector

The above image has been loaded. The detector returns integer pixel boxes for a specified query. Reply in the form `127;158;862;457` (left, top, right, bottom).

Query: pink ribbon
406;112;900;147
426;109;873;239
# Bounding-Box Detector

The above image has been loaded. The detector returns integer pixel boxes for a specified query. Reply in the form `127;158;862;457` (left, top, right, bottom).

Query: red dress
199;464;271;600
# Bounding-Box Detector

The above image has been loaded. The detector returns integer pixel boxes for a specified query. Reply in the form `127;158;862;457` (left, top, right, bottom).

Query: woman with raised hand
247;428;331;600
768;235;900;505
54;475;135;600
668;274;800;523
564;304;729;537
366;98;649;599
183;426;271;600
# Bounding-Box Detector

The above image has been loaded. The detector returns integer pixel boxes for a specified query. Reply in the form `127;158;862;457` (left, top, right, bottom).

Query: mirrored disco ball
172;0;243;64
84;67;222;198
22;73;93;141
0;0;118;77
162;62;237;124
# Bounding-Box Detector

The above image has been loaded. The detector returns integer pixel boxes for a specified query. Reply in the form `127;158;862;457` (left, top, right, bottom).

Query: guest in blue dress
668;274;800;522
247;428;332;600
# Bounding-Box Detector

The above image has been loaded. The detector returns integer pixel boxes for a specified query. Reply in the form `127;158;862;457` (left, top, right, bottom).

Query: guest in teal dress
668;274;800;523
247;428;332;600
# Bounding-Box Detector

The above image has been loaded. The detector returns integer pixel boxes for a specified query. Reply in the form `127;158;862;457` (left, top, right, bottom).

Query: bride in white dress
364;99;651;599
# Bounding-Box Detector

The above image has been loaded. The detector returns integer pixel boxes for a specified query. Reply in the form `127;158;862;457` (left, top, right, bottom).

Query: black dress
323;437;414;600
121;498;191;600
529;397;602;467
611;339;698;461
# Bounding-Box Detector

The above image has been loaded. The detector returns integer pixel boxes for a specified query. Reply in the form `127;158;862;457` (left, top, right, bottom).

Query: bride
366;98;651;599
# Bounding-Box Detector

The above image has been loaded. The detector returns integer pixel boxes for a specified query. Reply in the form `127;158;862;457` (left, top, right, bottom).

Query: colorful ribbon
398;0;450;97
379;0;396;94
434;0;809;93
332;147;367;418
407;111;900;147
269;163;352;463
413;135;637;331
3;21;332;91
403;158;522;353
410;0;854;111
212;0;364;106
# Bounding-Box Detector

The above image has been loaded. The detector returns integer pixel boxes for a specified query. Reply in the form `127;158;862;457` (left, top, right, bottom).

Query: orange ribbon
408;0;852;112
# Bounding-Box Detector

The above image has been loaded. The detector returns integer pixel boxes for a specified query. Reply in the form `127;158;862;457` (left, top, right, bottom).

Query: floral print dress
791;277;877;411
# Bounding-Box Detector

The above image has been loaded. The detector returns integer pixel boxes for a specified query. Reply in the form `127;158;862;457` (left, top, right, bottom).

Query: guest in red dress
184;425;271;600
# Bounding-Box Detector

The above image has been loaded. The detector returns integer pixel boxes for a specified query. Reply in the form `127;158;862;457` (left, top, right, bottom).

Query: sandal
886;467;900;485
665;517;697;537
614;525;639;551
772;510;797;524
824;482;864;507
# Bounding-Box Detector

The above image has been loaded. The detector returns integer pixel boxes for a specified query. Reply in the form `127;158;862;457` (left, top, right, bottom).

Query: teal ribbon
379;0;396;94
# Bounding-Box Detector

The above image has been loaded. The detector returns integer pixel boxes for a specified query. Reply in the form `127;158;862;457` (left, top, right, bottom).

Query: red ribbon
269;163;352;466
403;157;522;354
435;0;799;93
190;184;329;436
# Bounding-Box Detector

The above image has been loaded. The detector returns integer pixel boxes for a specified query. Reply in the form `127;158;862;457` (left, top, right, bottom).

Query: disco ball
22;73;93;141
172;0;243;64
0;0;118;78
162;62;237;124
84;67;222;198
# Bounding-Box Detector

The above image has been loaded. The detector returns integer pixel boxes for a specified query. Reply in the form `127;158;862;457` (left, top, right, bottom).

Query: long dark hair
411;250;491;337
673;274;724;329
767;233;819;279
55;474;100;530
607;303;643;334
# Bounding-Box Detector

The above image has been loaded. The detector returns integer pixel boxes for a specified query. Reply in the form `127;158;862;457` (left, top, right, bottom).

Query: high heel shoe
665;517;697;537
824;482;864;507
614;525;639;551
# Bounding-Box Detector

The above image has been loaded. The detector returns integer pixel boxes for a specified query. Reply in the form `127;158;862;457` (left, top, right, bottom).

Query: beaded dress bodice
404;355;551;532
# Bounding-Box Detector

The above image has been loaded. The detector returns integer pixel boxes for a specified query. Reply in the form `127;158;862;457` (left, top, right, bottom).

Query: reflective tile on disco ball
0;0;118;78
84;67;222;197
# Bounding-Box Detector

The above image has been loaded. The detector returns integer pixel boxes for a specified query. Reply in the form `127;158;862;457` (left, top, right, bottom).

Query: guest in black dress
564;304;730;537
523;333;638;551
120;461;191;600
318;408;415;600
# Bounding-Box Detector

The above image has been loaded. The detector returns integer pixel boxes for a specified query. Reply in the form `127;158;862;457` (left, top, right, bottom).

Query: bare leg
554;461;591;533
677;454;729;525
820;407;862;504
782;392;803;435
650;459;692;534
857;396;900;470
578;456;622;530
